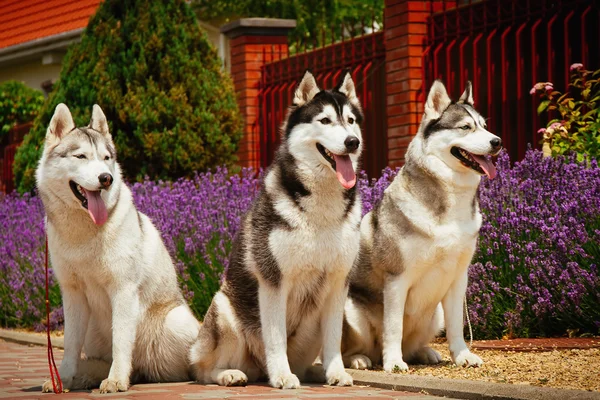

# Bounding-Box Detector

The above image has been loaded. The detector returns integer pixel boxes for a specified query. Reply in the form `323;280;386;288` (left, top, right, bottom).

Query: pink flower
570;63;583;71
537;128;546;134
545;82;554;92
548;122;562;130
530;87;537;95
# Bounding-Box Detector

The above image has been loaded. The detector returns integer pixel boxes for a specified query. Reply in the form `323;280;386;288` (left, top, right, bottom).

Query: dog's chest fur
388;176;481;314
45;185;177;325
263;163;361;276
355;169;481;318
228;163;361;337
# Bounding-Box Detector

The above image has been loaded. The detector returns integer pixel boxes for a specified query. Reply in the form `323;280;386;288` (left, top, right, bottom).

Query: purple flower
2;149;599;339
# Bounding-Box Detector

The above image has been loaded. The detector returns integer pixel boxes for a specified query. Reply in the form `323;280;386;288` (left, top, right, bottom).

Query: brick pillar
221;18;296;169
384;1;436;167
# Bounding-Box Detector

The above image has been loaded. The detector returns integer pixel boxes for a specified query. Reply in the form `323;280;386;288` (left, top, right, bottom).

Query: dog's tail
69;358;111;390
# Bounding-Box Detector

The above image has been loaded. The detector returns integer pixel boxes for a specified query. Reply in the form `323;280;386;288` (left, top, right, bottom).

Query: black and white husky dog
342;80;501;372
190;71;363;389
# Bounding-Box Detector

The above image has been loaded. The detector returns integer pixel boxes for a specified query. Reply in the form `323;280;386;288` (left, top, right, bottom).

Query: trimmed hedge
13;0;243;193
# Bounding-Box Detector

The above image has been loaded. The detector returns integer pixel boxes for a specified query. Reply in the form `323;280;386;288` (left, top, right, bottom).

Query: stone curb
347;369;600;400
2;330;598;400
0;328;64;349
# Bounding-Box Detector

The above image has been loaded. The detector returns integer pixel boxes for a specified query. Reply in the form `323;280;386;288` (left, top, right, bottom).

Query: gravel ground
386;342;600;392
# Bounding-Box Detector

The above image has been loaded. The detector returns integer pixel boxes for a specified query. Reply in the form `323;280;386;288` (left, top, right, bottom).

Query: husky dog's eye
348;117;355;125
320;117;331;125
104;155;110;161
74;154;87;159
461;124;471;130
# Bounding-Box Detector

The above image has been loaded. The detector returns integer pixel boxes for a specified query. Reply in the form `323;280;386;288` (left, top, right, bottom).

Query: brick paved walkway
0;340;446;400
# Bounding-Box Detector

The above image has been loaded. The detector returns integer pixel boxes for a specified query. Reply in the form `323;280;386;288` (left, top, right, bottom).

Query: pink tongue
333;154;356;189
83;189;108;226
471;154;497;179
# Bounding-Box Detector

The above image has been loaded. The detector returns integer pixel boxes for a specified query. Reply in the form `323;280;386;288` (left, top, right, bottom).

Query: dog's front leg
99;285;140;393
321;278;353;386
42;287;90;392
442;270;483;367
258;283;299;389
382;274;409;372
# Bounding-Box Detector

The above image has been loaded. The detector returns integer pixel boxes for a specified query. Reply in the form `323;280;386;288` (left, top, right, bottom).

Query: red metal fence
0;122;31;193
422;0;600;161
1;144;18;193
257;28;387;178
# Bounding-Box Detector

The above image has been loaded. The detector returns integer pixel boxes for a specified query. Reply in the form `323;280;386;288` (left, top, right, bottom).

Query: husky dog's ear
458;81;474;105
89;104;110;136
425;80;452;119
335;70;359;105
47;103;75;141
293;70;320;106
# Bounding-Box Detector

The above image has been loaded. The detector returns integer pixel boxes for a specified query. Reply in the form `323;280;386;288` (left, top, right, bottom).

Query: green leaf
537;100;550;114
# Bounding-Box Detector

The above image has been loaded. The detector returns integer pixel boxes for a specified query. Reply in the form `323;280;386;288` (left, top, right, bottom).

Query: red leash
45;235;63;394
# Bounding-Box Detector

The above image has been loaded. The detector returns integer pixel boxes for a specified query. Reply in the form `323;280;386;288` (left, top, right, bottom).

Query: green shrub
13;0;243;193
531;64;600;161
193;0;384;49
0;81;44;137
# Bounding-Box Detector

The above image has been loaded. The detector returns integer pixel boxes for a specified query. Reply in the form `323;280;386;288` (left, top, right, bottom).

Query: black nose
99;173;113;188
490;138;502;149
344;136;360;152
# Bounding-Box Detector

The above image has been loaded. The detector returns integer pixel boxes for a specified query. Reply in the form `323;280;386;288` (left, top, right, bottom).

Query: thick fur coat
37;104;200;393
342;81;502;372
190;71;363;389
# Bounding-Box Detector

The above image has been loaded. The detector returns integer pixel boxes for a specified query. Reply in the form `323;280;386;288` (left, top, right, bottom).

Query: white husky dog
37;104;200;393
190;70;363;389
342;80;501;372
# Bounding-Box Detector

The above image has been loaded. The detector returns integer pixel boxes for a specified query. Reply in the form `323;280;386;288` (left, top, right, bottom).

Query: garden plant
13;0;242;194
532;64;600;161
1;149;598;339
0;81;44;137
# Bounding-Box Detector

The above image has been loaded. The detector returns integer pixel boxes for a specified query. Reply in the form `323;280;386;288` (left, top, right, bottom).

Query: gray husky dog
342;80;501;372
190;71;363;389
37;104;200;393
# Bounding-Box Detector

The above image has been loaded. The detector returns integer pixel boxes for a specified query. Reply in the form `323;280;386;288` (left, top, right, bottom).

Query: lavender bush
129;168;261;317
1;150;599;339
468;150;600;338
0;192;49;329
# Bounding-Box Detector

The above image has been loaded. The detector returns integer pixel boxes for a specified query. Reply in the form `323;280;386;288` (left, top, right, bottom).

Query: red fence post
221;19;296;170
0;122;31;193
384;0;442;168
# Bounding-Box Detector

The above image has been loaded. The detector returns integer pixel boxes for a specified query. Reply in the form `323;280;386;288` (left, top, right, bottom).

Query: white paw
383;358;408;373
42;379;68;393
415;347;442;365
99;378;128;393
270;373;301;389
453;350;483;367
326;370;353;386
216;369;248;386
349;354;372;370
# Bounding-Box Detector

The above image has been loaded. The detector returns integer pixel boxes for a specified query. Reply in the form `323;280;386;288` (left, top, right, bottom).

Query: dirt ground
385;342;600;392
